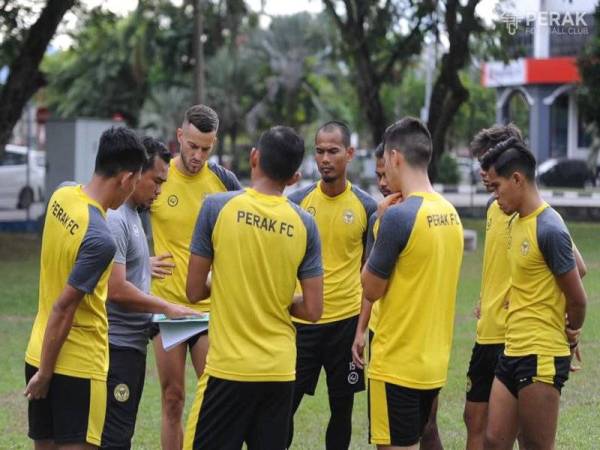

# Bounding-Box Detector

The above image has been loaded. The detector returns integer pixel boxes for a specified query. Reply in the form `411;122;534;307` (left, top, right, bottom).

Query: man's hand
150;253;175;279
24;370;51;401
351;331;367;369
164;303;202;319
376;192;403;218
473;300;481;319
570;344;582;372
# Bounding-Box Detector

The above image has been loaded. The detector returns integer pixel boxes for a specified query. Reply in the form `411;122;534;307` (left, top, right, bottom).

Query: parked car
0;144;46;209
536;158;596;189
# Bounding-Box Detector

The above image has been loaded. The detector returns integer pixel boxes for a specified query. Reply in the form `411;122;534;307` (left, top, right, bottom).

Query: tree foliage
577;4;600;136
0;0;76;157
321;0;435;145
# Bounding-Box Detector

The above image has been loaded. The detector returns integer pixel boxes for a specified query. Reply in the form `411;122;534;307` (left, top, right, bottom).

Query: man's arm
351;296;373;368
573;244;587;278
187;254;212;303
109;263;198;317
24;285;85;400
361;266;388;303
556;267;587;332
290;275;323;323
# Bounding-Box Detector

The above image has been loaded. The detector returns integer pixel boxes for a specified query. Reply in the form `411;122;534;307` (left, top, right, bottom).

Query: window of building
550;93;569;158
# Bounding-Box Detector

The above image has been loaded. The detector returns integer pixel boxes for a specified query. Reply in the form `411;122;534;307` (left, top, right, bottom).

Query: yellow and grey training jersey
366;192;464;389
476;198;513;344
25;184;116;381
366;213;380;333
190;188;322;382
150;159;240;311
505;203;575;357
288;181;377;324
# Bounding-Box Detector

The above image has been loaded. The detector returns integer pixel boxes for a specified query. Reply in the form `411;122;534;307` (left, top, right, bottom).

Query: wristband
569;341;579;350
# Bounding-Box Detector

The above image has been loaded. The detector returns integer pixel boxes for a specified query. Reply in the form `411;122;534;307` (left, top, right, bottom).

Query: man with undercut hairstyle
25;127;148;450
287;120;377;450
481;139;587;450
183;126;323;450
362;117;463;450
149;105;242;449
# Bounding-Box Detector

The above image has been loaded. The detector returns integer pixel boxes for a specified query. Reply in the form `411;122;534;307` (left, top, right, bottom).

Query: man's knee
483;430;510;450
464;404;486;433
162;384;185;419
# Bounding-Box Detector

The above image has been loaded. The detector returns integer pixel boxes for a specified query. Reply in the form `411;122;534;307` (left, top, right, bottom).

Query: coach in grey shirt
101;137;199;450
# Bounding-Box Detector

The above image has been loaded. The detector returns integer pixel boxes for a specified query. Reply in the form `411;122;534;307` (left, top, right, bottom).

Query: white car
0;144;46;209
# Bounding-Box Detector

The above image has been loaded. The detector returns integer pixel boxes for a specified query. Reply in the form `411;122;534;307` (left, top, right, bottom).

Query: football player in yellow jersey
362;117;464;450
462;124;523;450
481;139;587;450
352;143;394;369
24;127;148;450
352;143;444;450
183;126;323;449
148;105;241;449
288;121;377;450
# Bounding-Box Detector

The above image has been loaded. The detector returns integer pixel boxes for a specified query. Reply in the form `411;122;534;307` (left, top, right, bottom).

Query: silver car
0;144;45;209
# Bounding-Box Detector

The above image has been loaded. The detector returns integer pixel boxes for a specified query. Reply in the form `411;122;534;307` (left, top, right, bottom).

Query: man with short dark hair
288;120;377;450
463;124;523;450
183;126;323;449
362;117;464;449
481;140;587;450
149;105;242;449
101;137;199;450
24;127;148;450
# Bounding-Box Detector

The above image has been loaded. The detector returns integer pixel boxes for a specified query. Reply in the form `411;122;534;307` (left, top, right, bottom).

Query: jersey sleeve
366;196;422;279
351;186;378;250
68;206;117;293
537;209;576;276
365;213;378;256
190;191;242;258
106;209;128;265
297;211;323;280
287;183;317;205
208;162;243;191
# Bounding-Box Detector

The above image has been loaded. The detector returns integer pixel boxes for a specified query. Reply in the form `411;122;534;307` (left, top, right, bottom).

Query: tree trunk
427;0;480;181
354;47;386;146
0;0;76;156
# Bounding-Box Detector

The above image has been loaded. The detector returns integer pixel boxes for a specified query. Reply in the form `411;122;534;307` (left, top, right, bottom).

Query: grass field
0;219;598;449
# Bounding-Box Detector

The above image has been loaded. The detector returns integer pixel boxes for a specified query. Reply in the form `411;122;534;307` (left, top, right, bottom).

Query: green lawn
0;220;598;449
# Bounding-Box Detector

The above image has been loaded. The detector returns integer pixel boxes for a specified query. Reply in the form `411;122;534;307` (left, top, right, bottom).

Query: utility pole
193;0;206;104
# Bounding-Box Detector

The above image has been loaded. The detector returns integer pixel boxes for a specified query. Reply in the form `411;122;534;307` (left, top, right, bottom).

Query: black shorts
101;346;147;450
25;363;107;446
294;315;365;397
149;322;208;349
368;379;440;447
185;374;294;450
495;353;570;398
466;343;504;402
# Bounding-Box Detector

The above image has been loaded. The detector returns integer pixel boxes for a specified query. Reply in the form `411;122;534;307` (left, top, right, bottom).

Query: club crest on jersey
486;217;492;231
167;195;179;207
342;209;354;224
520;239;530;256
132;224;140;237
114;383;130;402
307;206;316;216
